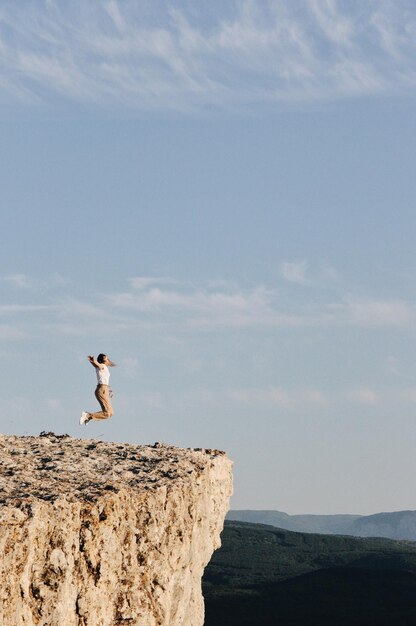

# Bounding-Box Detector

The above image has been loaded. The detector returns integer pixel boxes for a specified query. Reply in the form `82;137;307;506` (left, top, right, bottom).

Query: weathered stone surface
0;432;232;626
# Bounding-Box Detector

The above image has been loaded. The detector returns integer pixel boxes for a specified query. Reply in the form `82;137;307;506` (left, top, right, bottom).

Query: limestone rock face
0;432;232;626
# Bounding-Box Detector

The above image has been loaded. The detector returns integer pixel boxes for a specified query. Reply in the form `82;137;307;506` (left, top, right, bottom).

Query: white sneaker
80;411;89;425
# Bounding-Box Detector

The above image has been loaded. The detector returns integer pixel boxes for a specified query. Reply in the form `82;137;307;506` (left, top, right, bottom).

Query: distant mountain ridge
227;509;416;540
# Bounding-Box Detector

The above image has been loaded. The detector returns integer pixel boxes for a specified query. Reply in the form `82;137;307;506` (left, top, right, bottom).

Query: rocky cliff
0;432;232;626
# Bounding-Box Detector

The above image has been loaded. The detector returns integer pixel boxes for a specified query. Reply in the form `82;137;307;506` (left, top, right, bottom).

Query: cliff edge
0;432;233;626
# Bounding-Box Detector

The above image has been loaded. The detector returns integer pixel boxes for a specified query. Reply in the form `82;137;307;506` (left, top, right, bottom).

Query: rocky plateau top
0;431;226;506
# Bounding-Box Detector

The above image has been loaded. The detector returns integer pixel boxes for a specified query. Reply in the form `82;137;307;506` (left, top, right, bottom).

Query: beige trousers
89;384;113;420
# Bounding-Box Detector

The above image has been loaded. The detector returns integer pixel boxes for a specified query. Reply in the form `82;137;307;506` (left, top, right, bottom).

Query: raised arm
87;355;103;369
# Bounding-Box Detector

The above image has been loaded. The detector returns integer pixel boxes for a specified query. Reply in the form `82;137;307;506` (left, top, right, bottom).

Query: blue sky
1;0;416;514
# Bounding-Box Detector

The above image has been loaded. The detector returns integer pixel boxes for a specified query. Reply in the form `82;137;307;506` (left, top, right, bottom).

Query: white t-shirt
96;365;110;385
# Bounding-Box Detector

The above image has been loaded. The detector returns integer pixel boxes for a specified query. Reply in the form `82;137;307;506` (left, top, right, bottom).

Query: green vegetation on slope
203;521;416;625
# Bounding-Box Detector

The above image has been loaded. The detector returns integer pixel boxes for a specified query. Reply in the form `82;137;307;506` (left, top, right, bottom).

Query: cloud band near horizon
2;272;416;339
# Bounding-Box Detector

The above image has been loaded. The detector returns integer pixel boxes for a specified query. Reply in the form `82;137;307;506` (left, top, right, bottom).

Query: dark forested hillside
203;521;416;625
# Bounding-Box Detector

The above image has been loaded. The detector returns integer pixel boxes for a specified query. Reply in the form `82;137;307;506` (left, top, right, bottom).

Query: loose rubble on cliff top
0;431;226;506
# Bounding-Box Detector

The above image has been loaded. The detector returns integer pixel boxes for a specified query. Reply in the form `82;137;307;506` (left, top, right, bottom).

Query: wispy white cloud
280;259;340;288
0;1;415;110
3;274;31;289
342;386;416;407
106;281;314;330
45;397;61;409
121;356;138;368
108;284;270;314
0;304;56;316
228;385;293;408
2;272;69;292
335;296;416;328
309;0;354;47
227;385;328;408
3;272;416;339
300;387;328;406
399;388;416;404
346;387;379;406
128;276;186;289
319;261;339;282
126;384;329;414
280;260;309;284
